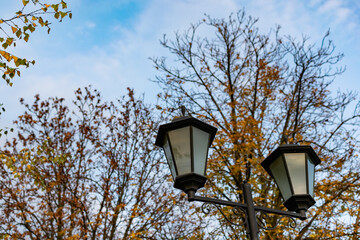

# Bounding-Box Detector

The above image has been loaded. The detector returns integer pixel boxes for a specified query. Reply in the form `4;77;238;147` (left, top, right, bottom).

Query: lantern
261;144;321;212
155;116;217;193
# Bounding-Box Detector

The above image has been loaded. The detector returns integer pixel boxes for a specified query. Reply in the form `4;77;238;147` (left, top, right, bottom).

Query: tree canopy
0;87;208;239
152;10;360;239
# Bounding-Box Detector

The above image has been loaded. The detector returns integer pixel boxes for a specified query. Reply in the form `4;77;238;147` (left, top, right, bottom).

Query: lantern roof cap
155;116;217;148
261;144;321;175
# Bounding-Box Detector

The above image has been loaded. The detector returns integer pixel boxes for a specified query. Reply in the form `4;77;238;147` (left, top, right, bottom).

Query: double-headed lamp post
155;116;321;240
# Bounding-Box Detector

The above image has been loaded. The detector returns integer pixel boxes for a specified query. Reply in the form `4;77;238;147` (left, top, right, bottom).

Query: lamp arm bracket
253;206;306;220
189;195;247;209
189;195;304;218
188;193;306;229
255;208;298;230
201;202;247;227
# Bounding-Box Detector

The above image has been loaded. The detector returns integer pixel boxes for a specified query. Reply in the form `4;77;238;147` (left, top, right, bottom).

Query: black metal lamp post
155;116;321;240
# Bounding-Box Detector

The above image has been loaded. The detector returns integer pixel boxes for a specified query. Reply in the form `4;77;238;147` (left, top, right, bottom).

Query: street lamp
155;116;217;193
261;145;320;212
155;116;321;240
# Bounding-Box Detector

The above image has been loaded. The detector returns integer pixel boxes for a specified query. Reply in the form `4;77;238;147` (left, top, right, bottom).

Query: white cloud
85;21;96;29
318;0;341;12
316;0;356;26
1;0;359;143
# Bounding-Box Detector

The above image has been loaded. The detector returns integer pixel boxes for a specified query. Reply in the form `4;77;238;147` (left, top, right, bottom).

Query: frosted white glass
270;155;292;200
168;127;191;175
192;127;210;175
285;153;307;194
307;156;315;197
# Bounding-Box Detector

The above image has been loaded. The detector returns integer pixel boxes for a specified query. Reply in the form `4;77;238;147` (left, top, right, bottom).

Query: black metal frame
187;183;306;240
155;116;217;192
261;145;321;212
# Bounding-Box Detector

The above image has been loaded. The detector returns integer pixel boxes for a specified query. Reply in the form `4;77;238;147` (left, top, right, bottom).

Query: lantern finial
180;105;186;116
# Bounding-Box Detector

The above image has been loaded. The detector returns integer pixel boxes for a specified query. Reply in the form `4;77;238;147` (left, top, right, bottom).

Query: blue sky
0;0;360;137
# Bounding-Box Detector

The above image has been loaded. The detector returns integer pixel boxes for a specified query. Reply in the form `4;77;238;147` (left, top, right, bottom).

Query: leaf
11;26;17;33
6;38;14;46
60;12;67;19
22;0;29;6
0;50;11;62
61;1;67;9
15;30;21;38
24;34;29;42
52;4;59;12
12;56;18;64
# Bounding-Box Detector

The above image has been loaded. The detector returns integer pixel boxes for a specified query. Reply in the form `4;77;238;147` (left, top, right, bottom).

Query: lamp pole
155;115;320;239
243;183;259;240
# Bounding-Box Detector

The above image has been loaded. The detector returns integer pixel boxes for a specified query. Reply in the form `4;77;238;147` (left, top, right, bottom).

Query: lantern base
174;173;207;193
284;194;316;212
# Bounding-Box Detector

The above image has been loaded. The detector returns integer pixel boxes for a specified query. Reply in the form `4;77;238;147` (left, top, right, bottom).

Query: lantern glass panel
307;156;315;197
270;155;292;200
192;127;210;176
168;127;191;175
163;135;177;180
285;153;307;194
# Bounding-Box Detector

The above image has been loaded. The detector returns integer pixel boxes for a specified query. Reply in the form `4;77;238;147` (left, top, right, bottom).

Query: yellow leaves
0;1;72;85
22;0;29;6
1;38;14;49
0;50;11;62
0;50;29;70
66;235;81;240
24;34;29;42
11;26;17;33
61;1;68;9
60;12;68;19
52;4;59;12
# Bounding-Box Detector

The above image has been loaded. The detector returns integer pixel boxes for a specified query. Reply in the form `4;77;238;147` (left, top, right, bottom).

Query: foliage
0;87;206;239
152;10;360;239
0;0;71;86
